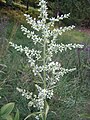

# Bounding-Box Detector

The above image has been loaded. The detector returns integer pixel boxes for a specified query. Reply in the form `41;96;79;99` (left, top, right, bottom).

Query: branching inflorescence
9;0;84;120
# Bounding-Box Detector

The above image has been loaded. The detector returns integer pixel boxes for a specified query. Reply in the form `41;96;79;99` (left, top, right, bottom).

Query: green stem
43;40;46;88
43;39;47;120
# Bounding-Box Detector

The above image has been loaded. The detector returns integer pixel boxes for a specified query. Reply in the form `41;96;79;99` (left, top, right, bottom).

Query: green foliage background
0;19;90;119
1;0;90;26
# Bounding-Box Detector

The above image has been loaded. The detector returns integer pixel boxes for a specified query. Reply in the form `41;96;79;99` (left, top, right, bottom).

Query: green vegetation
0;17;90;119
0;103;20;120
0;0;90;119
0;0;90;26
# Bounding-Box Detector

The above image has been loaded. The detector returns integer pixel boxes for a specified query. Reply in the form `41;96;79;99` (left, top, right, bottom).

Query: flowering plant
9;0;84;120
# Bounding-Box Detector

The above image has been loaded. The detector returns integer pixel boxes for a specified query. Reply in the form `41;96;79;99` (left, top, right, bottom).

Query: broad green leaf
0;103;15;119
14;109;19;120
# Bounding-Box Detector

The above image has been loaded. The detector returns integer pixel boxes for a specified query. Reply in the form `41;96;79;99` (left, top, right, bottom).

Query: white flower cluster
35;116;39;120
32;62;61;75
48;43;84;55
9;0;84;119
50;13;70;22
9;42;41;66
35;84;53;99
16;87;43;110
21;25;43;44
24;14;46;32
17;85;53;111
38;0;48;20
52;25;75;35
31;61;76;87
16;87;33;99
48;67;76;86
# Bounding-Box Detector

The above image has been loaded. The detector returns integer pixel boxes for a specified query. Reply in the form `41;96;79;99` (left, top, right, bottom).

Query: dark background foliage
0;0;90;26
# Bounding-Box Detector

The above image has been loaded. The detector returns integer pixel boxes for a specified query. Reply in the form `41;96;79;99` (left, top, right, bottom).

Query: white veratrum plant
9;0;84;120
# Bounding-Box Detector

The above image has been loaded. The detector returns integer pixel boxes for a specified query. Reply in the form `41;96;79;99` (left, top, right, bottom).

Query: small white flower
28;101;33;107
35;116;39;120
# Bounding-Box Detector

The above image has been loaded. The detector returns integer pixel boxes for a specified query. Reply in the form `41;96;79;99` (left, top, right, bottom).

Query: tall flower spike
38;0;48;21
9;0;84;119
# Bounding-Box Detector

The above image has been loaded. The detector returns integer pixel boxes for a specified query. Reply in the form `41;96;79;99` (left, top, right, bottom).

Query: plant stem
43;38;47;120
43;39;46;88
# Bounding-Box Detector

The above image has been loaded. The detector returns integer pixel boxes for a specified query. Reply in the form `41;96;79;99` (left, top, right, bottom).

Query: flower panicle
9;0;84;119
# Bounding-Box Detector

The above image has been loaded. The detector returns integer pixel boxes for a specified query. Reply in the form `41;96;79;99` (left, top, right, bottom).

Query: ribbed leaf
14;109;19;120
0;103;15;119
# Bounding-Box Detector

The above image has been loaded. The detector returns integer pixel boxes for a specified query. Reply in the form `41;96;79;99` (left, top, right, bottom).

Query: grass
0;20;90;120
